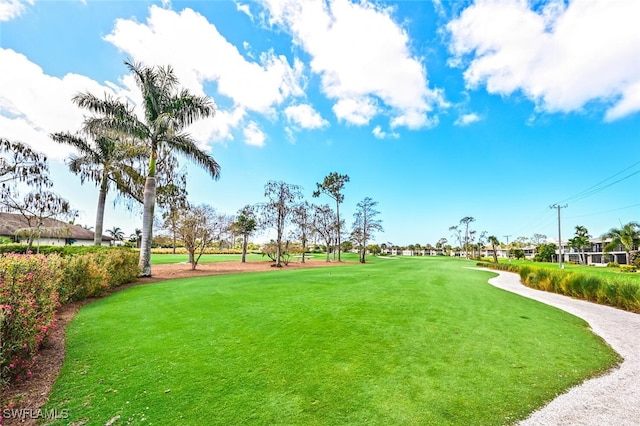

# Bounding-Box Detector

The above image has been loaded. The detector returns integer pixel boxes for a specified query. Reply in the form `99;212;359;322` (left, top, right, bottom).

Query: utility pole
550;204;568;269
503;235;512;260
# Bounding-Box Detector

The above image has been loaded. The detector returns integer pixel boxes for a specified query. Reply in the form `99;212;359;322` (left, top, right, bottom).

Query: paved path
483;269;640;425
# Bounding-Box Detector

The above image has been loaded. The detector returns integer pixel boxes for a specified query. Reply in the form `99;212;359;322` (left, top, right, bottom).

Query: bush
55;249;139;303
620;265;637;273
0;253;61;387
607;262;620;268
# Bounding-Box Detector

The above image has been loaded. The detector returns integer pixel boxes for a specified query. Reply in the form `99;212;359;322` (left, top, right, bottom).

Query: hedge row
477;262;640;313
0;249;139;387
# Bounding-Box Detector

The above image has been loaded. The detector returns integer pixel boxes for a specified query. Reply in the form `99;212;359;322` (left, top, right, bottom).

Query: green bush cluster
0;249;139;387
478;262;640;313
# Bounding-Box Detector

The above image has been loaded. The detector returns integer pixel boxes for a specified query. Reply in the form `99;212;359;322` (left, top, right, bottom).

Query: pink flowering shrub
0;253;60;387
0;249;139;388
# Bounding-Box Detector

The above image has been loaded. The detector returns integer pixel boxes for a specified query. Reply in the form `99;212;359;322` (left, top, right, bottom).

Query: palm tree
602;222;640;265
51;119;145;245
488;235;500;263
75;61;221;276
568;225;591;265
130;228;142;248
106;226;125;242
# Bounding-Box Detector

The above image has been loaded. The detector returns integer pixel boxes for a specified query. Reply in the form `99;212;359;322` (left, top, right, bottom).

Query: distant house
0;212;112;247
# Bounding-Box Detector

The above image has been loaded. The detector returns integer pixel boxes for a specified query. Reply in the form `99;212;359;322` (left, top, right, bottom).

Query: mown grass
44;257;618;425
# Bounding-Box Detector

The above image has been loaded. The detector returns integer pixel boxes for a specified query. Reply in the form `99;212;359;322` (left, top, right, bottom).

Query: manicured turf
45;257;618;425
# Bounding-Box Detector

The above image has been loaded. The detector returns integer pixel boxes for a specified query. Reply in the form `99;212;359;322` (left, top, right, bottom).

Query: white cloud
104;6;304;115
332;97;378;126
447;0;640;120
0;0;33;21
235;2;253;20
372;125;399;139
0;48;114;160
454;112;481;126
243;121;266;147
261;0;446;128
284;103;328;129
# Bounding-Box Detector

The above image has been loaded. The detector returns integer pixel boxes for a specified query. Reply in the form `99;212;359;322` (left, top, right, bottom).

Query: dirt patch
0;258;345;425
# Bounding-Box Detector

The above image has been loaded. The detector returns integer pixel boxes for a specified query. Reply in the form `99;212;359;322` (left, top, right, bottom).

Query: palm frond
166;133;221;180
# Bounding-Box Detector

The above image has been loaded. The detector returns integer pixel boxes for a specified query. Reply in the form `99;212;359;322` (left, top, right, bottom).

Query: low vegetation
0;248;138;388
44;257;618;425
478;261;640;313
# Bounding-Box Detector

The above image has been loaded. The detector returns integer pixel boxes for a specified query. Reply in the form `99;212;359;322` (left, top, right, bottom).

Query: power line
567;203;640;219
555;159;640;205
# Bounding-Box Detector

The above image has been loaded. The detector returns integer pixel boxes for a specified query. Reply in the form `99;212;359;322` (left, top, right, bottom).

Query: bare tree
260;181;303;267
0;138;51;190
350;197;383;263
459;216;475;259
313;172;349;261
291;201;315;263
313;204;337;262
176;204;218;270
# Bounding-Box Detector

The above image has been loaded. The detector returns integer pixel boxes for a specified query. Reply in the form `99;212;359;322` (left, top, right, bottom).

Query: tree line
0;61;383;274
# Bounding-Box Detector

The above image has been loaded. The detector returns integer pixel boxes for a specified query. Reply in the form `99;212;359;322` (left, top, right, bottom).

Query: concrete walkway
483;269;640;425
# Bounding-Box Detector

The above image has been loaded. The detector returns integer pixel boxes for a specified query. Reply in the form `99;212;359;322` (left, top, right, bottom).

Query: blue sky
1;0;639;246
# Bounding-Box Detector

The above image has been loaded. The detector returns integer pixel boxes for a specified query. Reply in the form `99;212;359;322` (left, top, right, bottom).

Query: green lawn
44;257;618;425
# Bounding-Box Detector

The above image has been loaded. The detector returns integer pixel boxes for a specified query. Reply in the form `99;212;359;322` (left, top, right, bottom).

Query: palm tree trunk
138;176;156;277
94;174;109;246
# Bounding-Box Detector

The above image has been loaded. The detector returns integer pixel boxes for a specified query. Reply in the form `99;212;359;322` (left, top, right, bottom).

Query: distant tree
341;240;354;252
531;233;547;246
602;222;640;265
350;197;383;263
290;201;315;263
488;235;500;263
231;204;257;263
313;172;349;261
568;225;591;265
260;181;303;267
313;204;337;262
129;228;142;248
448;226;462;251
512;248;525;260
367;244;382;256
159;172;189;254
459;216;475;258
436;237;448;253
106;226;125;242
177;204;218;269
535;243;557;262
